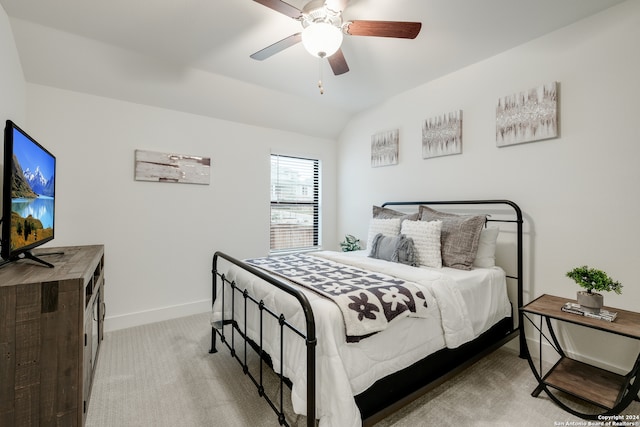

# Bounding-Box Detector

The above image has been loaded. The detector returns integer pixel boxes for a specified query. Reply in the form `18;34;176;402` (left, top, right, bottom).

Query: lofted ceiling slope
0;0;626;138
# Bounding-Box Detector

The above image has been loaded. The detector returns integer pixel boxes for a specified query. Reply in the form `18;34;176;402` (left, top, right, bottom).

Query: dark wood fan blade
253;0;301;19
325;0;349;13
328;49;349;75
346;20;422;39
250;33;302;60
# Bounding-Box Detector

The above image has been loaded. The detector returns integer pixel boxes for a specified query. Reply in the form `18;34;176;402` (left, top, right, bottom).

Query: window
270;154;320;253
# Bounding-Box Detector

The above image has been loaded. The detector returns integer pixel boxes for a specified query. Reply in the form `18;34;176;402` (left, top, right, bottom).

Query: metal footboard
210;251;317;427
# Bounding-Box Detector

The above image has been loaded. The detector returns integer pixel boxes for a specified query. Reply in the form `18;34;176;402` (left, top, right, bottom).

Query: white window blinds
270;154;320;253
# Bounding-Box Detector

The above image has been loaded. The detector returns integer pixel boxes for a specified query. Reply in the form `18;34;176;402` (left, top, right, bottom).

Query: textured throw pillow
473;226;499;268
419;206;486;270
369;233;418;266
400;220;442;268
372;205;420;221
366;217;401;251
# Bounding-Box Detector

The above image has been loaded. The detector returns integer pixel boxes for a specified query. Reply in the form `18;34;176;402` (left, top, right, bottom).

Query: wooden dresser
0;245;105;427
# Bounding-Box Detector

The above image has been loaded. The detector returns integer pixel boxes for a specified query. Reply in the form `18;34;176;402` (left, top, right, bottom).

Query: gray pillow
372;205;420;221
419;206;486;270
369;233;418;266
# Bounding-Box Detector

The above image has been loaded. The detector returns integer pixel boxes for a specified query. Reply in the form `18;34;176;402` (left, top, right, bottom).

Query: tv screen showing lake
12;197;54;228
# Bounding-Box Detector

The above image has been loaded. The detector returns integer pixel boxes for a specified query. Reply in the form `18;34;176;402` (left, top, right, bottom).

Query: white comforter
211;250;511;427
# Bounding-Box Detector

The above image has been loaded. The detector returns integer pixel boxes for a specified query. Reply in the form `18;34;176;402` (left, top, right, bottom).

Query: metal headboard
381;199;525;356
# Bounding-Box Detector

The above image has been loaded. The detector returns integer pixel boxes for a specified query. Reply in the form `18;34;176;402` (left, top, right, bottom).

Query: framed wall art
371;129;399;167
496;81;558;147
422;110;463;159
134;150;211;184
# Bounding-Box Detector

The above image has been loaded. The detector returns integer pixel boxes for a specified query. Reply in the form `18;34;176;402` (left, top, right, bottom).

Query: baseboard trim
104;299;210;332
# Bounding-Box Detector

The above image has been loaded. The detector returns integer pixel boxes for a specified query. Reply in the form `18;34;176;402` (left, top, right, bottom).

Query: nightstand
520;294;640;419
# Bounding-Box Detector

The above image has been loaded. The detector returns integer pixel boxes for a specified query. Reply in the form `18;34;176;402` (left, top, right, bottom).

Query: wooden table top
521;294;640;340
0;245;103;287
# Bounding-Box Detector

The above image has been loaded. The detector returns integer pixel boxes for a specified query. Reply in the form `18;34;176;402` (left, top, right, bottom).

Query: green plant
340;234;361;252
566;265;622;294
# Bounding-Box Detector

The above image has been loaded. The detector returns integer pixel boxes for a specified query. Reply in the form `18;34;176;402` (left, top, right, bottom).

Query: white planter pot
577;291;603;314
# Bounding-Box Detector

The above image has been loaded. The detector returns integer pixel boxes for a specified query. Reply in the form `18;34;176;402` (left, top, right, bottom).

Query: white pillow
473;227;499;268
400;220;442;268
366;218;401;251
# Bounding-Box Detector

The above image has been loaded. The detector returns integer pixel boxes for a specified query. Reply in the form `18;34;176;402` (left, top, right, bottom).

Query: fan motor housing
301;0;342;29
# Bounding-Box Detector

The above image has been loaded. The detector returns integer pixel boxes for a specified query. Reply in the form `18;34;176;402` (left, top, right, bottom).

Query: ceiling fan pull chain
318;56;324;95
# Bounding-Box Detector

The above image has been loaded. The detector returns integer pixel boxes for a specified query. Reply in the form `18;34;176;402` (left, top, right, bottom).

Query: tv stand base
21;251;56;268
0;250;64;268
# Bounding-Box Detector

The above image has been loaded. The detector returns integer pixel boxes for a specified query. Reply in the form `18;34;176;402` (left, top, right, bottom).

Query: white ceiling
1;0;625;138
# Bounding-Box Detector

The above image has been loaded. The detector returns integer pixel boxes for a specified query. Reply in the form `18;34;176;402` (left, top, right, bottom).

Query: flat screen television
1;120;56;267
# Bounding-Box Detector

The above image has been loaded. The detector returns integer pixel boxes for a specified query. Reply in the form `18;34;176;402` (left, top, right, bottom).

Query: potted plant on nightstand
340;234;361;252
566;265;622;313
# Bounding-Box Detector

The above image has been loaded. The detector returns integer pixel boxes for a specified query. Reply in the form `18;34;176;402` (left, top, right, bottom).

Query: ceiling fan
250;0;422;76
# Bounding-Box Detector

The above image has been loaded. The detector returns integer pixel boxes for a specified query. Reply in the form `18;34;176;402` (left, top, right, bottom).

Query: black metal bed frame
210;200;524;427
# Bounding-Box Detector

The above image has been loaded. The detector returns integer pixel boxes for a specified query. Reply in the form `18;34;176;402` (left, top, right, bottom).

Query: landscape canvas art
134;150;211;184
422;110;463;158
496;82;558;147
371;129;399;167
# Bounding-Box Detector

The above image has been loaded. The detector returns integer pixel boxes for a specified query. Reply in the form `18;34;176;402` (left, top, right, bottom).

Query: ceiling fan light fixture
301;22;343;58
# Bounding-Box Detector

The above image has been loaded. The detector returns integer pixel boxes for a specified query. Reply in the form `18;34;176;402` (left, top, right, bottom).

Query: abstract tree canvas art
422;110;463;159
496;82;558;147
371;129;399;167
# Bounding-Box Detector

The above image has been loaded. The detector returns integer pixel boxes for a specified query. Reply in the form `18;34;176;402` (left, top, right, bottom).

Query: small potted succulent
566;265;622;313
340;234;361;252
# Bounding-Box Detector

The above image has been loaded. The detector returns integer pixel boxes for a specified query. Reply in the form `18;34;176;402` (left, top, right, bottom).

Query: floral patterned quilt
246;254;431;341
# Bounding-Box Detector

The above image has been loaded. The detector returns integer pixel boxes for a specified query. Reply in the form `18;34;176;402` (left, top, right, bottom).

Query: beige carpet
86;313;639;427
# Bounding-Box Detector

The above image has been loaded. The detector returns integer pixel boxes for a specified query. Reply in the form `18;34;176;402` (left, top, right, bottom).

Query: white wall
0;6;26;133
25;84;337;331
337;1;640;372
0;5;26;254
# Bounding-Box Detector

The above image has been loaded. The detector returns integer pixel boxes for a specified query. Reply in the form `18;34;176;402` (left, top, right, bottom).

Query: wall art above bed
371;129;399;167
422;110;463;159
134;149;211;184
496;81;559;147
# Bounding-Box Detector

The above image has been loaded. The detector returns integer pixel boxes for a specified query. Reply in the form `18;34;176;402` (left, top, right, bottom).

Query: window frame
269;154;320;254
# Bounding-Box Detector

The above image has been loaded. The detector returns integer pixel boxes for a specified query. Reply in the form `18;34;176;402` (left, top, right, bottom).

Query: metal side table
520;294;640;419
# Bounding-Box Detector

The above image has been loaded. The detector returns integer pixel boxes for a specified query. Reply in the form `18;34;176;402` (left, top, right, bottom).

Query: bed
210;200;524;427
